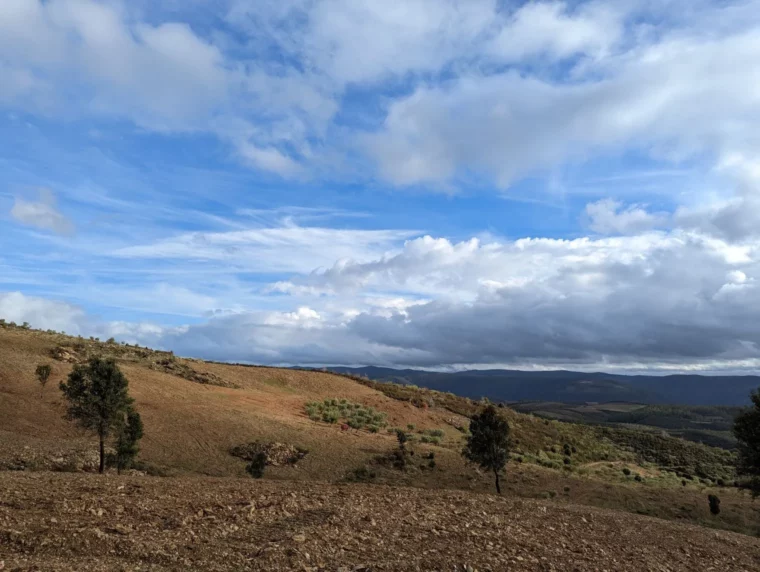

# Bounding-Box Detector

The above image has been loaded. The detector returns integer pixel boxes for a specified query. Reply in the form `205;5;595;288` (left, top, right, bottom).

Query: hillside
330;366;760;406
509;401;741;449
1;324;759;546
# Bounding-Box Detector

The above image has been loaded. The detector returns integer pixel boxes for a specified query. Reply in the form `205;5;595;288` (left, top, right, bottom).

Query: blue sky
2;0;760;372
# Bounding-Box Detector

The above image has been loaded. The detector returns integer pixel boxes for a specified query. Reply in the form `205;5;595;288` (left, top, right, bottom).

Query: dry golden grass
1;326;759;536
0;328;463;480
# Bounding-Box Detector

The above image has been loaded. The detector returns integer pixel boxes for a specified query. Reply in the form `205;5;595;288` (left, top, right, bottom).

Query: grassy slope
1;325;758;535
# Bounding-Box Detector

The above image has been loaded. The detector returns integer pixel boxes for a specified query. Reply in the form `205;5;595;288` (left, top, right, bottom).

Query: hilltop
1;324;760;569
330;366;760;406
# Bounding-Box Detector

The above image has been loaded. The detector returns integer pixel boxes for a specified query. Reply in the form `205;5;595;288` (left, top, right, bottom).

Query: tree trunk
494;469;501;494
99;433;105;474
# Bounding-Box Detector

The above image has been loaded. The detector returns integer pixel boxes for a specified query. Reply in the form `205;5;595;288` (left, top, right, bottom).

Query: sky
2;0;760;373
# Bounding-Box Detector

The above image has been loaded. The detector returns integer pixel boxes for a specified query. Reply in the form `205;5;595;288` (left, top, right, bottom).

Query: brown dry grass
0;328;462;480
1;326;759;538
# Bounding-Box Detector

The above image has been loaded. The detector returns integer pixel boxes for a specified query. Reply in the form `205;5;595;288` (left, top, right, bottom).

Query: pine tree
114;408;144;474
734;389;760;496
463;405;510;494
59;357;135;474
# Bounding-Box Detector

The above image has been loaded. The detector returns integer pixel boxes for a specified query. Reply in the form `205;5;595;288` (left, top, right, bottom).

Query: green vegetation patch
305;398;388;432
594;426;736;483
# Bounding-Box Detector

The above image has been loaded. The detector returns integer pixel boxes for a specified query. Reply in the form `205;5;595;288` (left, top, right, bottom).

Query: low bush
708;494;721;515
346;466;377;482
246;452;267;479
422;428;445;438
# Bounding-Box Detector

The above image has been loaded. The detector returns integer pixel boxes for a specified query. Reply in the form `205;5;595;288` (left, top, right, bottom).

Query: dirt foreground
1;472;758;571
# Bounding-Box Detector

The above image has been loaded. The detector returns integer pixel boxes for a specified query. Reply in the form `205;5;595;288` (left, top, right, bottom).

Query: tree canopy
35;363;52;398
114;408;144;474
463;405;510;494
734;389;760;496
59;357;136;473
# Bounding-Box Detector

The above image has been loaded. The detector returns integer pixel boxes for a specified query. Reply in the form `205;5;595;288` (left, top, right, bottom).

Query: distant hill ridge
326;366;760;406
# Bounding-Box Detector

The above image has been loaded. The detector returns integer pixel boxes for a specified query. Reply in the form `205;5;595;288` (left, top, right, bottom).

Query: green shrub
708;494;721;515
306;399;387;431
423;428;445;438
246;452;267;478
347;466;377;482
622;467;632;476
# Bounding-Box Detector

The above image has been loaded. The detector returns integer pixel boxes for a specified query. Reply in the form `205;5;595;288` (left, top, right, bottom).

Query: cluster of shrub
376;429;438;472
593;426;736;484
305;398;388;432
385;424;445;445
0;319;31;329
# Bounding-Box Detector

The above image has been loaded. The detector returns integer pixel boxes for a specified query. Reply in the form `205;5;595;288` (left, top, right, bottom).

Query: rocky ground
1;472;759;571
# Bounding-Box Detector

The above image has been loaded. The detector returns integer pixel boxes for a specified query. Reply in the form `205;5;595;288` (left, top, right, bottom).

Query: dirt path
1;472;758;571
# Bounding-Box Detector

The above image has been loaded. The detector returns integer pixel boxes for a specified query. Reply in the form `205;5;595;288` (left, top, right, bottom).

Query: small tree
463;405;510;494
246;452;267;478
114;408;144;474
396;429;408;451
35;364;52;398
708;494;721;515
59;357;135;474
733;388;760;497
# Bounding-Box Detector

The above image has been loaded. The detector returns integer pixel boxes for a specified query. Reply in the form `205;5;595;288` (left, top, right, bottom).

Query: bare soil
1;472;759;572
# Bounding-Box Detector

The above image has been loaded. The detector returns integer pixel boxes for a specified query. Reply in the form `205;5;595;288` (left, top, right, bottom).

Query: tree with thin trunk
59;357;135;474
463;405;510;494
114;408;144;474
35;364;52;399
734;388;760;497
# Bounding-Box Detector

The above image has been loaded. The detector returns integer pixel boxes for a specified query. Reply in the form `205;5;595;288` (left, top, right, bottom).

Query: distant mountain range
326;366;760;406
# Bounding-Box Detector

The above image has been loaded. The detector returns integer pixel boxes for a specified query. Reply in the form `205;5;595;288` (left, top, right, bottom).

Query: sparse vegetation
5;325;760;539
305;398;388;431
463;405;510;494
346;466;377;482
593;426;735;483
59;357;138;474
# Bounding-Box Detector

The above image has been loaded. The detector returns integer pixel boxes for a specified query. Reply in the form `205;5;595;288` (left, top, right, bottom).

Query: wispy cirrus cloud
10;188;74;235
